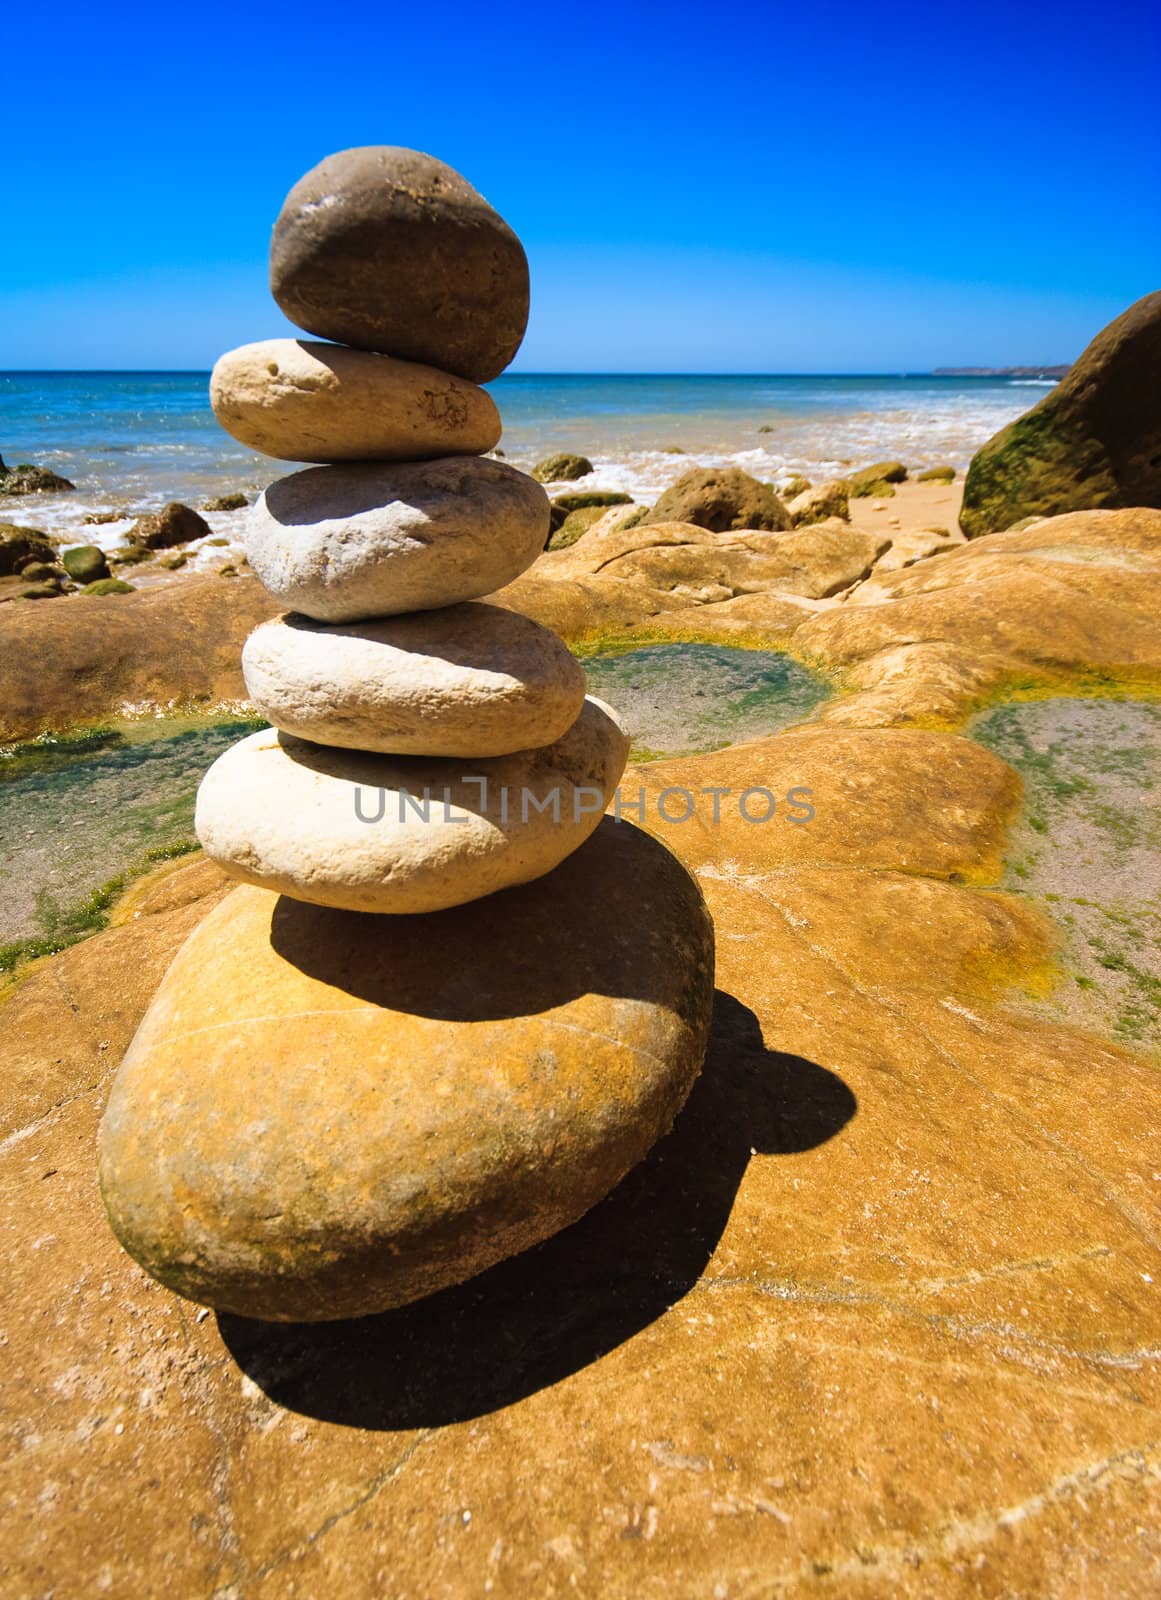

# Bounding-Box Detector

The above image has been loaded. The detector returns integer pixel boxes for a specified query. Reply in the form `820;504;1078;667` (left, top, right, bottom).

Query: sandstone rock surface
545;517;887;601
0;572;279;741
195;697;628;912
97;820;714;1322
210;339;502;463
241;602;586;756
270;146;529;383
961;290;1161;536
801;506;1161;725
245;457;549;622
6;711;1161;1594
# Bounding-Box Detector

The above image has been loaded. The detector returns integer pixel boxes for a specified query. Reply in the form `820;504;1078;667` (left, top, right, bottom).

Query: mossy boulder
203;492;249;512
552;491;631;512
788;479;850;526
779;475;811;500
81;578;136;597
547;505;610;550
960;290;1161;538
849;478;897;500
848;461;908;495
642;468;791;533
129;501;212;551
0;524;56;576
917;465;956;483
0;455;75;496
16;581;64;601
108;546;154;567
532;453;593;484
61;545;111;583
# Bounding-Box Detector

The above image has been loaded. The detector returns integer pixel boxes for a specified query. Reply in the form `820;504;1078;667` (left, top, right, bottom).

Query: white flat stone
242;603;586;757
194;697;629;913
245;457;550;622
210;339;502;463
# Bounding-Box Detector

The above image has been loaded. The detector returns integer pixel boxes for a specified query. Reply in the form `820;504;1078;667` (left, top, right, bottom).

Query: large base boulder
97;819;715;1321
961;289;1161;537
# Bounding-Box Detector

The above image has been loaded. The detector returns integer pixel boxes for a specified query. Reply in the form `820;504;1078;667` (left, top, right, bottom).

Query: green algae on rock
847;461;908;495
547;503;609;549
971;696;1161;1048
80;577;135;596
961;290;1161;537
0;714;266;953
61;545;110;583
582;641;830;757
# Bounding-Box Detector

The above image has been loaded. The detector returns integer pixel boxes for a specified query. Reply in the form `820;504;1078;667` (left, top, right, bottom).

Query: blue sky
3;0;1158;371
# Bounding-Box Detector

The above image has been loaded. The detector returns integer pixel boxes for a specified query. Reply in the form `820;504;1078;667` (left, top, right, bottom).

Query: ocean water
0;369;1050;552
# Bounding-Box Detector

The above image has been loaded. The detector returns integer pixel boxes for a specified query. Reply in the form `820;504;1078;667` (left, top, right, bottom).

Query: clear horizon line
0;366;1066;379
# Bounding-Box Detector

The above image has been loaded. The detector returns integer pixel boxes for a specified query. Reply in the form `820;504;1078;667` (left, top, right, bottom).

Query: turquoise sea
0;369;1049;547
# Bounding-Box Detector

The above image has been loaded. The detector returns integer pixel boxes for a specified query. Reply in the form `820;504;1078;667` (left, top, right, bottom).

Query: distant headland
932;364;1070;378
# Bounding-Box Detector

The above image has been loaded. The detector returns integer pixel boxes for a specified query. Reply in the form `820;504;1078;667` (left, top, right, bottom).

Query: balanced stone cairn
98;148;714;1323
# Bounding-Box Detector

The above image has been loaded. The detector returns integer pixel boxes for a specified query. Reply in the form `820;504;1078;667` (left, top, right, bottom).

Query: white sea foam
3;371;1041;536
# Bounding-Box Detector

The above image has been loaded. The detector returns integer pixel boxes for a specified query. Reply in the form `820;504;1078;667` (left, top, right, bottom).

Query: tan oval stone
194;696;628;913
241;603;586;756
210;339;502;463
245;457;549;622
97;819;715;1321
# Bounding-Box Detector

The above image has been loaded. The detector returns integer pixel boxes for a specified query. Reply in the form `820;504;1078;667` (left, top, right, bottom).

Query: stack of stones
97;148;714;1324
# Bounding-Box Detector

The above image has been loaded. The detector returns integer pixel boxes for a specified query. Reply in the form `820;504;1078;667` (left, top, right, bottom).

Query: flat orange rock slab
4;724;1160;1595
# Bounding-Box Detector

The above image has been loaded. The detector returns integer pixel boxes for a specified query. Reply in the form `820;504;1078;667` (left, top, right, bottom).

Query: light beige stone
241;602;586;756
245;457;550;622
209;339;502;463
194;696;628;912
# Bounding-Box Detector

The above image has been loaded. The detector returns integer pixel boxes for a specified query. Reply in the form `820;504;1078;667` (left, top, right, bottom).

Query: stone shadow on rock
218;989;856;1428
269;816;701;1022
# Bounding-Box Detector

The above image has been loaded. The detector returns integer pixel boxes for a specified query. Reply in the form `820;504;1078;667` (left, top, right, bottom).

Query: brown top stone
270;146;530;383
